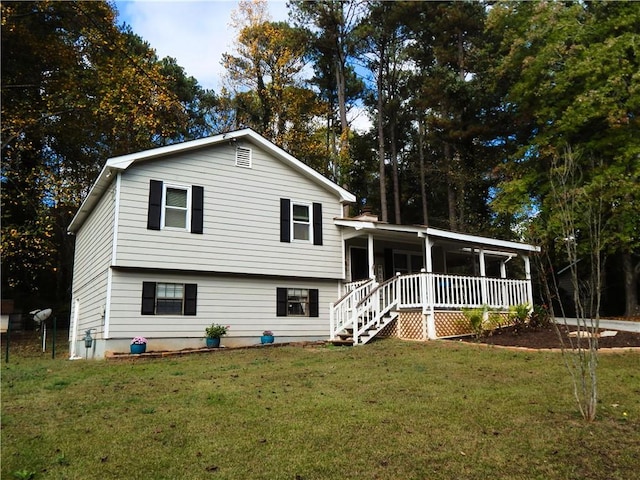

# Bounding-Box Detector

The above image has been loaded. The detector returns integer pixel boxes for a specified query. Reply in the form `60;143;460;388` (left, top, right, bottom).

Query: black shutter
141;282;156;315
191;186;204;234
280;198;290;243
276;287;287;316
384;248;394;280
309;289;319;317
147;180;163;230
184;284;197;315
313;203;323;245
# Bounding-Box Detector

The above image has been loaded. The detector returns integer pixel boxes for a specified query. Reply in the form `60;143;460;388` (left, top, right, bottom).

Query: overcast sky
114;1;290;91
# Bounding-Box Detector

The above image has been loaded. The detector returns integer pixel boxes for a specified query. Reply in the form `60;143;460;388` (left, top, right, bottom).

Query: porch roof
334;218;540;254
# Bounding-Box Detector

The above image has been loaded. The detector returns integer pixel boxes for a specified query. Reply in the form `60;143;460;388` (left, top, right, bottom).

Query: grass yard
2;339;639;480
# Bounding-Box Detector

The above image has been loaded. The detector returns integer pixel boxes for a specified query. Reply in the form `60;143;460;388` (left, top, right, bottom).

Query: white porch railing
330;273;532;344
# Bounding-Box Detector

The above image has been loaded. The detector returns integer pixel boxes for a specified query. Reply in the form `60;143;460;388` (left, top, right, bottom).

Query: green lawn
2;339;639;479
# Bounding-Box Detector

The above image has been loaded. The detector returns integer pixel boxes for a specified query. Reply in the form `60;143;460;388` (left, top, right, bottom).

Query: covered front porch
330;214;540;345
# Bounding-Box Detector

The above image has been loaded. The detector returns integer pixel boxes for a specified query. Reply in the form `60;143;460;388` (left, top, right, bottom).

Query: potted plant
261;330;275;344
130;336;147;354
205;324;228;348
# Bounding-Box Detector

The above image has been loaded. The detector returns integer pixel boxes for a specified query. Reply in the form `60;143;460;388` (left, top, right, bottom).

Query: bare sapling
535;147;603;422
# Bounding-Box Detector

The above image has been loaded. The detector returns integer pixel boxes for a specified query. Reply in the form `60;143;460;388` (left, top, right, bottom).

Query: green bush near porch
2;340;638;479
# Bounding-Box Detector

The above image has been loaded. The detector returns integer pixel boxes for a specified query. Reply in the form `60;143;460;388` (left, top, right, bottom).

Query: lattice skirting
398;310;424;339
378;317;398;337
384;310;512;340
434;311;472;338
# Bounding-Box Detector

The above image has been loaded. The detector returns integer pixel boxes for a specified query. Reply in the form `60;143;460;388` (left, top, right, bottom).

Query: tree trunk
390;123;401;224
418;119;428;226
444;143;457;231
377;54;388;223
622;252;640;317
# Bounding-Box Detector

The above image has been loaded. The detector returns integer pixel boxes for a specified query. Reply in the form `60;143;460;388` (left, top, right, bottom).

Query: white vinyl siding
115;143;344;279
108;270;336;338
69;182;116;339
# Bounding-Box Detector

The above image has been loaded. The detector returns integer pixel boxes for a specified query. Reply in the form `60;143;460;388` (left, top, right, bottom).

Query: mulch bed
455;325;640;349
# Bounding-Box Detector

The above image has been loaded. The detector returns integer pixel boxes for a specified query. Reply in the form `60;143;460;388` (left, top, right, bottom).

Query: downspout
69;299;82;360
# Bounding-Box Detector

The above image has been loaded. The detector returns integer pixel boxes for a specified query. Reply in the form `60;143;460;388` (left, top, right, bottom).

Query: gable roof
68;128;356;233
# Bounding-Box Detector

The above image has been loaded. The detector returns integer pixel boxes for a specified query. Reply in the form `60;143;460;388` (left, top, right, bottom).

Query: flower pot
206;337;221;348
130;343;146;354
261;335;274;344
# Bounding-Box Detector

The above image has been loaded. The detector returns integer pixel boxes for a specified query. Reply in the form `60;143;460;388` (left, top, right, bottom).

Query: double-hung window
292;203;310;241
163;186;189;229
276;287;319;317
156;283;184;314
142;282;197;315
280;198;323;245
147;180;204;234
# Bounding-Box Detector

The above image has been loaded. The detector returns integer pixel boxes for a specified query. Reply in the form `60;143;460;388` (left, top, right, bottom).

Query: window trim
161;183;192;231
291;201;312;243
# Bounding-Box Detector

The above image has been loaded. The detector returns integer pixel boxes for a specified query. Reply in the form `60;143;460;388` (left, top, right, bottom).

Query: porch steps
331;312;398;346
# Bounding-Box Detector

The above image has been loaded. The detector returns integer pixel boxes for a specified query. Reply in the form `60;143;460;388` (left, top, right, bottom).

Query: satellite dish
31;308;52;324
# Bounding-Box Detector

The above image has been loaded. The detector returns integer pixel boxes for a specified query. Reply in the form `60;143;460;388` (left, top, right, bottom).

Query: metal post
4;322;9;364
52;316;56;359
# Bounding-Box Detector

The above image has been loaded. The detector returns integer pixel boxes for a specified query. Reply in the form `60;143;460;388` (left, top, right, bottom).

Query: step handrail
353;274;400;344
330;279;376;339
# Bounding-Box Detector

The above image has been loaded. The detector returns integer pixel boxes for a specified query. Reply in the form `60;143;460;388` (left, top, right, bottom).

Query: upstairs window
292;203;310;241
147;180;203;234
280;198;323;245
163;186;189;229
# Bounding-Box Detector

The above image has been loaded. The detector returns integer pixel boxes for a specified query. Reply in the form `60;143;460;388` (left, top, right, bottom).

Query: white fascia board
68;164;120;233
425;227;540;253
334;219;539;253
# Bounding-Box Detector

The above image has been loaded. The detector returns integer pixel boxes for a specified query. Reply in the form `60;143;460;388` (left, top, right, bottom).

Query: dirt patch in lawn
454;324;640;350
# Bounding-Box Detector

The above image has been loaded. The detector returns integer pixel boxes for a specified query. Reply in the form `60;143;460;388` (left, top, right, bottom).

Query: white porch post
423;235;437;340
479;248;488;307
523;254;533;306
368;233;375;281
500;260;508;306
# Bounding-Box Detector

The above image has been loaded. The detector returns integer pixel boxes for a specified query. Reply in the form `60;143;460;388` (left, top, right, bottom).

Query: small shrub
462;306;501;339
509;303;531;332
530;304;551;329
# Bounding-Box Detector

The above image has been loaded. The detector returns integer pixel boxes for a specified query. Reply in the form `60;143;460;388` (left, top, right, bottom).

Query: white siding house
69;128;540;358
68;129;355;358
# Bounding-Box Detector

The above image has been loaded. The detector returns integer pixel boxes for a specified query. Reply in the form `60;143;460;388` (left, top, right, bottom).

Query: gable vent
235;146;252;168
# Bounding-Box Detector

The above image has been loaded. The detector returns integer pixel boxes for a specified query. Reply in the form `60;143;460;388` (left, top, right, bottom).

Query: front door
350;247;369;281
